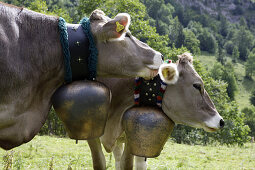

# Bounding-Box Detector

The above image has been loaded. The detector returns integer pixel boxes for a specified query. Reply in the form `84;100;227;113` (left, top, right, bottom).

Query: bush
224;41;234;55
242;107;255;137
250;90;255;106
183;29;200;55
197;29;218;53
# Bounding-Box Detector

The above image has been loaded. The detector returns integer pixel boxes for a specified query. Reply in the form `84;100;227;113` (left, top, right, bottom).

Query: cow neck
67;23;90;81
134;75;167;108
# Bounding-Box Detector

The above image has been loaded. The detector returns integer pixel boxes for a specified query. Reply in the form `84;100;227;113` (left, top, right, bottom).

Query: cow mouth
144;68;158;80
204;126;218;132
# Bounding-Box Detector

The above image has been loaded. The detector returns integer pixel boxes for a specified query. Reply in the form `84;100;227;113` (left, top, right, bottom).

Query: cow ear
90;9;106;21
102;13;130;41
159;63;179;84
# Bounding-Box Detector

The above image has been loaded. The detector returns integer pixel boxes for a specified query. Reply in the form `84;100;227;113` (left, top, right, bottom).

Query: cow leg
135;156;147;170
120;141;134;170
113;140;124;170
87;138;106;170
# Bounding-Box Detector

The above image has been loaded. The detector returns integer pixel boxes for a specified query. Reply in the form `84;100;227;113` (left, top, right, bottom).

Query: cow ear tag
162;59;172;78
162;68;168;79
116;21;125;32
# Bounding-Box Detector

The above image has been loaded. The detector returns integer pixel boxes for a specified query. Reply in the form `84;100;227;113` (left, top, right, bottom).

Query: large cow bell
52;80;111;140
122;106;174;158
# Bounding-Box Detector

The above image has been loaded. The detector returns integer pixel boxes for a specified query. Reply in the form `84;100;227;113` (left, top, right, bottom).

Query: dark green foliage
39;108;66;136
197;29;217;54
232;5;244;15
245;50;255;79
224;41;234;55
168;17;185;48
216;47;226;65
211;62;238;100
164;45;189;62
232;46;240;63
234;26;254;61
222;63;238;100
242;107;255;137
141;0;174;35
250;90;255;106
183;29;200;55
219;15;229;37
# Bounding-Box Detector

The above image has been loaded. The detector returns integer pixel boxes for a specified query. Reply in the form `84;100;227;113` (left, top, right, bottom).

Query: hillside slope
176;0;255;25
196;52;254;109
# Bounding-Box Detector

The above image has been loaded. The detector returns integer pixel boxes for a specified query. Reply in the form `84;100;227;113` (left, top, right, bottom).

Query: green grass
0;136;255;169
196;52;255;110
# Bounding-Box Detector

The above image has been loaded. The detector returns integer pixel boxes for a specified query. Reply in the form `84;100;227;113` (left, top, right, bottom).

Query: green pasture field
0;136;254;169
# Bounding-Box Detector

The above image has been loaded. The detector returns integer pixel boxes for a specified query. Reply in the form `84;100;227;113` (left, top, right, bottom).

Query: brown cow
0;3;162;150
88;53;224;170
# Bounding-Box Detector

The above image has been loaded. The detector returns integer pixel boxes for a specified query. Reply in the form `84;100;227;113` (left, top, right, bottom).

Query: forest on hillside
2;0;255;145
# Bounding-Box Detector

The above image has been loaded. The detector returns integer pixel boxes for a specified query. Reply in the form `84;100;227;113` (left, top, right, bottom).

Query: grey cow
0;2;162;150
88;53;224;170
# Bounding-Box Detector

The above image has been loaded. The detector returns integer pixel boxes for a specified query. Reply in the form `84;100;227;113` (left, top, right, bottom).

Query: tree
216;47;226;65
245;51;255;79
197;29;217;54
28;0;73;22
242;107;255;137
234;26;254;61
77;0;105;17
169;17;185;48
219;15;229;37
187;21;203;36
250;90;255;106
210;63;224;80
183;29;200;55
224;41;234;55
222;62;238;100
211;62;238;100
232;46;240;63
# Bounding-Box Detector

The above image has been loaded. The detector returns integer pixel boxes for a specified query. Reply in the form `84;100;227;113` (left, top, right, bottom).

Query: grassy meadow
1;136;254;170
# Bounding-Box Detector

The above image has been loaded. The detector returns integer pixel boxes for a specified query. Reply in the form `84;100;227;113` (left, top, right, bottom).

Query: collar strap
67;24;90;81
80;17;98;80
58;17;98;83
58;17;72;83
134;75;167;108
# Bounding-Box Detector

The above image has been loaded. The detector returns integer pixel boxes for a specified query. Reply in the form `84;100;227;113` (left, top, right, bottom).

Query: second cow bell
122;106;175;158
52;80;111;140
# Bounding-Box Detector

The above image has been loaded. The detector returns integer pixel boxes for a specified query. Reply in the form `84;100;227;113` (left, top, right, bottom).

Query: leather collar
67;24;90;81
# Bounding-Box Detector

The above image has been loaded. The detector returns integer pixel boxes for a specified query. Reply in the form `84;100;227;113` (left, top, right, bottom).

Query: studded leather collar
67;24;90;81
134;75;167;108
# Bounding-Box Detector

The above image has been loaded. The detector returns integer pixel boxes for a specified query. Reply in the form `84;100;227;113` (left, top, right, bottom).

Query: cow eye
193;83;201;91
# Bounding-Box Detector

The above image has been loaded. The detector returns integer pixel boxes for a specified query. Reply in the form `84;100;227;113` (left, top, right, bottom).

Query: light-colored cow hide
90;53;224;170
0;2;162;150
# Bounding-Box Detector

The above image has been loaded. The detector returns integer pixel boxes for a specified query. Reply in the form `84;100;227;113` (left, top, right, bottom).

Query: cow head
159;53;224;132
89;10;162;79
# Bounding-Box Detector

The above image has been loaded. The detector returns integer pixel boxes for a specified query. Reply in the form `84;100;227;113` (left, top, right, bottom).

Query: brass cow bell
122;106;174;158
52;80;111;140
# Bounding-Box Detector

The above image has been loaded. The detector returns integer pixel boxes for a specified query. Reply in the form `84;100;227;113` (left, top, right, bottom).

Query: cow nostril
220;119;224;128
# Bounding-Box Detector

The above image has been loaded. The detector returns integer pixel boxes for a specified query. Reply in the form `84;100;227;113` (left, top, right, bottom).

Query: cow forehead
177;62;202;83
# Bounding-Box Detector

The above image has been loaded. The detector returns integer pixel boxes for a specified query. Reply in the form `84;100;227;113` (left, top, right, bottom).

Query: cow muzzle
204;114;224;132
